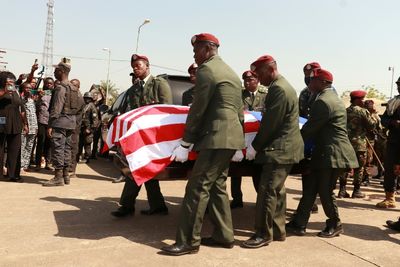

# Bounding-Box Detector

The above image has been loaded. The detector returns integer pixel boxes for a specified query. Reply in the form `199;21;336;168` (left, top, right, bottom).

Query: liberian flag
104;104;306;186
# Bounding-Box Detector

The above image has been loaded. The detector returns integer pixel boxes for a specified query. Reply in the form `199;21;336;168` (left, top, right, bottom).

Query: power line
0;47;186;73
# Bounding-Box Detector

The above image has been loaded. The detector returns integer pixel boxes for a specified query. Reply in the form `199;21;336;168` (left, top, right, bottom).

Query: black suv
104;74;305;180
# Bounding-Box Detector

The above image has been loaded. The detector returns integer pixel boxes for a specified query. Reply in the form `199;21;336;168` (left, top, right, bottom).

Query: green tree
362;85;386;100
99;80;119;106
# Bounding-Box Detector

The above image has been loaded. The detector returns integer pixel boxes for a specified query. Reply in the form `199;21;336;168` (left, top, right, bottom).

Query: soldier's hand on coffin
245;144;257;161
231;150;244;162
170;142;191;162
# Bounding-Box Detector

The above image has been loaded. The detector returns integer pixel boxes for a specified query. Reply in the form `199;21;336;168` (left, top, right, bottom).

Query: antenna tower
42;0;55;77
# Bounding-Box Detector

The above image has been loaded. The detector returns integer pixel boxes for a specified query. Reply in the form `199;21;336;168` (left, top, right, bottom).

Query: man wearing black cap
43;58;83;186
241;55;303;248
230;70;267;209
286;69;358;238
111;54;172;217
161;33;245;256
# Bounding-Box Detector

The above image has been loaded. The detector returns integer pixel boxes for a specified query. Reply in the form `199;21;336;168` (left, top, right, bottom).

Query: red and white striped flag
104;104;260;186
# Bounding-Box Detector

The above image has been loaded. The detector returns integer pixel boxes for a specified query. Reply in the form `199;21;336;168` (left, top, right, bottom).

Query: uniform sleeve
183;65;215;143
157;78;172;104
251;86;286;151
301;100;330;141
362;109;377;131
48;86;65;126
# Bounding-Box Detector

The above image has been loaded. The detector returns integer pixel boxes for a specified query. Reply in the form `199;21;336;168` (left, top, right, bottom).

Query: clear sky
1;0;399;97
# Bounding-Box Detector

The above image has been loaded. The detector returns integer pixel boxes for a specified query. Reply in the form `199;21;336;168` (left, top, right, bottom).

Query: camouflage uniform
79;101;99;161
345;105;376;188
298;87;317;118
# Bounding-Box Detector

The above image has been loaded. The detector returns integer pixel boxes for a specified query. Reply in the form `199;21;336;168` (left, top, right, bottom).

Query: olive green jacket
183;55;245;151
301;88;358;169
126;75;172;112
242;85;268;112
252;75;304;164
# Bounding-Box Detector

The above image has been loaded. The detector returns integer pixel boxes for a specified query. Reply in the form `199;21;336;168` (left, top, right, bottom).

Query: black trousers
230;174;261;201
383;141;400;192
119;177;166;211
91;127;101;157
70;128;80;172
35;123;51;166
0;133;21;179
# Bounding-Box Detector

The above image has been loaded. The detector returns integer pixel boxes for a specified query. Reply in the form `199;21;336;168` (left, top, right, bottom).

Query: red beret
191;33;220;47
250;55;275;71
131;54;149;63
187;63;198;73
303;62;321;71
310;68;333;83
350;90;367;99
242;70;258;79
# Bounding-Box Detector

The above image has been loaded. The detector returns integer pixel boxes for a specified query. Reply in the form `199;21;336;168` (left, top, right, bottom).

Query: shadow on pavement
40;196;182;250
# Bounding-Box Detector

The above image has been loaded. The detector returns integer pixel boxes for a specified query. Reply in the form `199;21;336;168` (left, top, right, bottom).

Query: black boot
338;174;350;198
42;169;64;187
63;168;70;185
352;183;365;198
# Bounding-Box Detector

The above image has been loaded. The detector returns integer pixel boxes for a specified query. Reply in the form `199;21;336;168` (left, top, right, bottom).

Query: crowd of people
0;60;104;185
1;32;400;256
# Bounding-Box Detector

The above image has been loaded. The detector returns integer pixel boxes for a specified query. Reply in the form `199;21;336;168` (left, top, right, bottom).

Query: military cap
396;76;400;84
303;62;321;71
350;90;367;99
187;63;198;74
310;68;333;83
250;55;275;71
54;57;71;72
131;54;149;63
191;33;220;47
242;70;258;79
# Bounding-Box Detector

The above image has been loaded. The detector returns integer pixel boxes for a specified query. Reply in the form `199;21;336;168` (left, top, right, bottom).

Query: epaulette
258;85;268;93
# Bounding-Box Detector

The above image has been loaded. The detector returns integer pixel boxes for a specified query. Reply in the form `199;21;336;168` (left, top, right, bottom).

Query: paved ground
0;157;399;267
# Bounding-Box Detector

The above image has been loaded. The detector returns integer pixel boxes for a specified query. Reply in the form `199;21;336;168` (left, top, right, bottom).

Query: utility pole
42;0;55;77
389;66;395;99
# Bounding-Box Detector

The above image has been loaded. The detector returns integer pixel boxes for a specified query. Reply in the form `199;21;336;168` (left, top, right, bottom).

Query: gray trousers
51;128;73;170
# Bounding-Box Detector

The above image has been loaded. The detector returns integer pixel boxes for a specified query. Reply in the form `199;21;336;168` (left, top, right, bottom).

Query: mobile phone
34;59;38;64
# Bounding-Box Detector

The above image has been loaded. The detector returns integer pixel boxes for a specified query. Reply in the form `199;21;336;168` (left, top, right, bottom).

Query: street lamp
102;47;111;105
135;19;150;53
389;66;395;98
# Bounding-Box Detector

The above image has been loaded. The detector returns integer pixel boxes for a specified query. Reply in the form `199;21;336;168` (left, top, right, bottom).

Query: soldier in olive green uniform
111;54;172;218
161;33;245;256
287;69;358;238
181;63;197;106
242;55;303;248
341;90;376;198
78;92;99;164
230;70;267;209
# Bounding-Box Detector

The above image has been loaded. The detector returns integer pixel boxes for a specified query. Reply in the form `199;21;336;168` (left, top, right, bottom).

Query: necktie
251;92;255;103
